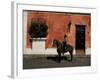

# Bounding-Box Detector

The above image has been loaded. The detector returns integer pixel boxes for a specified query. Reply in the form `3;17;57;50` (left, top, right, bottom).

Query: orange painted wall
26;11;91;49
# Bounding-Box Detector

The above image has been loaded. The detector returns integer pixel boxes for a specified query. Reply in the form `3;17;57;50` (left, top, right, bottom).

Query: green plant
29;21;48;38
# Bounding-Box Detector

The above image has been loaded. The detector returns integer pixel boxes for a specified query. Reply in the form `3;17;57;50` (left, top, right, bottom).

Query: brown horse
52;39;73;62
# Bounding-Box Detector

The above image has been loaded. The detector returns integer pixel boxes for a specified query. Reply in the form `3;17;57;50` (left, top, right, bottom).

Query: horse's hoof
58;60;61;63
70;59;73;62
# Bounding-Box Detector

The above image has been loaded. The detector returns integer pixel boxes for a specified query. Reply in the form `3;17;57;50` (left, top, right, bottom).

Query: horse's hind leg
57;49;61;63
69;50;73;61
58;52;61;63
70;51;73;61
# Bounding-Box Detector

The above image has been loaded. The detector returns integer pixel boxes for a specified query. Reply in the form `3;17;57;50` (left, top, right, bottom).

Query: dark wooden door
75;25;85;51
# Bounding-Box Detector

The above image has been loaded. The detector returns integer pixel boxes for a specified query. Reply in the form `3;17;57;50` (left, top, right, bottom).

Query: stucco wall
26;11;91;49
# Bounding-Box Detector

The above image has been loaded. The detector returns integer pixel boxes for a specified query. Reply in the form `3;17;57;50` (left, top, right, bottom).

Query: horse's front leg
58;53;61;63
57;50;61;63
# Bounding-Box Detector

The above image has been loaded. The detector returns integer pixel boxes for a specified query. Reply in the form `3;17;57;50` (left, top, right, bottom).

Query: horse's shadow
47;55;71;63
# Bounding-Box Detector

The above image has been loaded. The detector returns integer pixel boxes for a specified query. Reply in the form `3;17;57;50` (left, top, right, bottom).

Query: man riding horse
52;34;73;62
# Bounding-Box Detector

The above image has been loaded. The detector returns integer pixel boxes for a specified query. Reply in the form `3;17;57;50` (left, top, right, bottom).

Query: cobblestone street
23;55;90;69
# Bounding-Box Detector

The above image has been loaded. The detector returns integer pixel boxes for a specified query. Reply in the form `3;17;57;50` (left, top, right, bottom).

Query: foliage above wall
29;21;48;38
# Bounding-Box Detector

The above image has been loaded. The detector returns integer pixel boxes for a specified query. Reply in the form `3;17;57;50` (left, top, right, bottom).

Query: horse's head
52;39;58;47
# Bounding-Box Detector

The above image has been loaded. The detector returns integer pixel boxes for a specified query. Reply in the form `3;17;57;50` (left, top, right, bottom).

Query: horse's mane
54;39;61;43
53;39;62;47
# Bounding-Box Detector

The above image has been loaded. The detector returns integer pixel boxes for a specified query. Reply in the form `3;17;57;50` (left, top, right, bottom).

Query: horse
52;39;73;62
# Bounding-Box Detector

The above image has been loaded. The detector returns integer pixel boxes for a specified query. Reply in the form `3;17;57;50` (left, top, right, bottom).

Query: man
63;34;68;53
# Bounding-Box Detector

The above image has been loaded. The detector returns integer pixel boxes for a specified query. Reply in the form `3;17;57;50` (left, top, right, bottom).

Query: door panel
75;25;85;50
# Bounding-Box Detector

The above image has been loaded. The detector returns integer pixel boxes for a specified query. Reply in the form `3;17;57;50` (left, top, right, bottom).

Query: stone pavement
23;54;90;69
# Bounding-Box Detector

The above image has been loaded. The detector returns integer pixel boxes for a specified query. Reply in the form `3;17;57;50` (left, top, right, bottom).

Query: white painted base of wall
32;40;45;54
24;48;91;55
45;48;57;55
45;48;76;55
30;38;47;54
73;48;76;55
86;48;91;55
